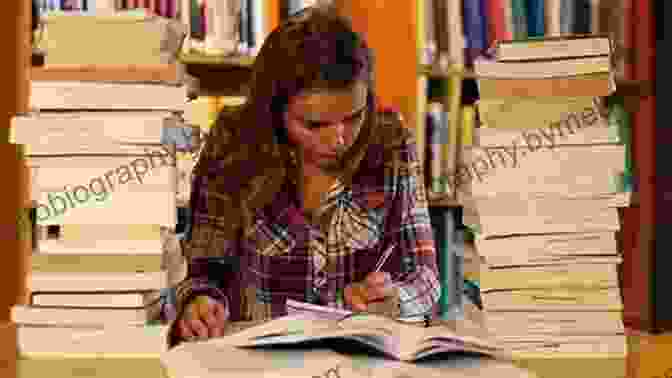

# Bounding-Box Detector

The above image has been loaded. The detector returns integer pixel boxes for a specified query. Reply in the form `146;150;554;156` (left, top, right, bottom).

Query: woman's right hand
177;295;228;340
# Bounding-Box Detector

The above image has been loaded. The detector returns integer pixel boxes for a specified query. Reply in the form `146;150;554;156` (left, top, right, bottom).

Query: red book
622;0;656;332
485;0;511;46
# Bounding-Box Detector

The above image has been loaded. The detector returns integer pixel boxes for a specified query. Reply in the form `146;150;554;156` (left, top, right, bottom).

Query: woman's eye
307;121;329;129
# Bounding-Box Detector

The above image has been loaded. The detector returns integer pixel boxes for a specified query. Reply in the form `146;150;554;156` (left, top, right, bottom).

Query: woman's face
284;81;368;174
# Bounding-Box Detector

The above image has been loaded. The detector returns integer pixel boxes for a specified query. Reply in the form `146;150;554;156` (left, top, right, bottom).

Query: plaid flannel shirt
165;123;440;345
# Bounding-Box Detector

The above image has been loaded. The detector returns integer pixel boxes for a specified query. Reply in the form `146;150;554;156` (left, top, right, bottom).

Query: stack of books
10;66;187;361
462;36;628;359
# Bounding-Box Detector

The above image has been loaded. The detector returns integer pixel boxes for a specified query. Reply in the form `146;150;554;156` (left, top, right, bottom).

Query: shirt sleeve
166;171;235;348
389;136;441;318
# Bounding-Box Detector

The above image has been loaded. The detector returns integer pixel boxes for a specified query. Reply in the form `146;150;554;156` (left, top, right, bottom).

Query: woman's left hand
343;271;395;311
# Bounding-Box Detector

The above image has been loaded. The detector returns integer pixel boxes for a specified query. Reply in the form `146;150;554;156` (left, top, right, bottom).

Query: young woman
167;4;439;347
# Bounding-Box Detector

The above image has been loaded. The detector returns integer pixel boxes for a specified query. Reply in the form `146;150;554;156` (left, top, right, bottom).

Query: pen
374;244;395;273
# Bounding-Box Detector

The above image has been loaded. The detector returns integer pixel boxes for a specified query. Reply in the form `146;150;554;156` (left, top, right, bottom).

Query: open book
220;312;506;363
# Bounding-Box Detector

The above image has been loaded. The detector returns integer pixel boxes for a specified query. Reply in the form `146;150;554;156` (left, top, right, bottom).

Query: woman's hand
177;295;228;340
343;272;395;312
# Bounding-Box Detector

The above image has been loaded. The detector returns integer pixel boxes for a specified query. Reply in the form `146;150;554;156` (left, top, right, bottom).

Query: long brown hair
189;5;380;245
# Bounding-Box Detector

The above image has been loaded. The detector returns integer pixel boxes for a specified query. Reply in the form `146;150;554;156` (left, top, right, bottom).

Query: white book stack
9;76;188;352
460;96;628;360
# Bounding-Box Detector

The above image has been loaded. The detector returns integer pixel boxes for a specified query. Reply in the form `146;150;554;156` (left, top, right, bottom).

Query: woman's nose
320;122;345;147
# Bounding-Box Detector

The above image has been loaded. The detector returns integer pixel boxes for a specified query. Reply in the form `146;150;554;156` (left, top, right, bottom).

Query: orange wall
335;0;419;131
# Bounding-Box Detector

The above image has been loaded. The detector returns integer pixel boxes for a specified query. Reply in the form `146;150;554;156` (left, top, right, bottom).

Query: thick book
16;324;168;358
37;238;163;255
31;292;147;308
463;144;626;198
496;35;611;61
480;263;620;291
30;64;182;84
31;253;162;273
42;14;186;66
465;196;622;237
475;96;610;135
218;313;507;363
486;311;624;335
474;56;610;79
481;287;623;311
476;72;615;98
11;111;179;154
29;270;167;293
11;305;151;327
474;231;619;267
18;358;163;378
30;80;187;111
499;334;627;356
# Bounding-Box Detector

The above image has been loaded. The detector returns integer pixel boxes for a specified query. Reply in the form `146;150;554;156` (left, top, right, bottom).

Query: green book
608;97;632;192
510;0;528;40
430;208;458;319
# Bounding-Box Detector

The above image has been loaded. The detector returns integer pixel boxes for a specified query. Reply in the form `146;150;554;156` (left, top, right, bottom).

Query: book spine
545;0;562;36
485;0;511;45
572;0;592;34
590;0;601;33
510;0;528;39
246;0;255;51
239;0;249;51
461;105;475;146
427;103;443;194
525;0;544;37
560;0;574;34
440;208;456;318
462;0;487;63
